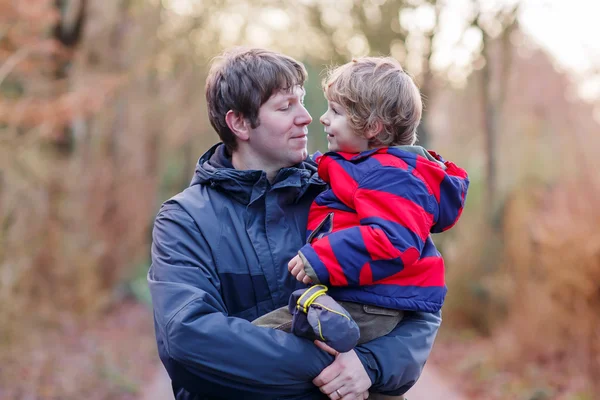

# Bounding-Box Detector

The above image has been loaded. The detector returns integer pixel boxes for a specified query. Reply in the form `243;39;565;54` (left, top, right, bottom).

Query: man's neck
231;150;279;182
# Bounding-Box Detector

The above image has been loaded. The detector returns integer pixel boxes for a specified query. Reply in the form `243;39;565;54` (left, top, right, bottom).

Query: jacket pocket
362;305;402;317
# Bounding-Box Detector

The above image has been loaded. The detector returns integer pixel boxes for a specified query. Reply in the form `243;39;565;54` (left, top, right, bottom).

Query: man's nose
296;104;312;125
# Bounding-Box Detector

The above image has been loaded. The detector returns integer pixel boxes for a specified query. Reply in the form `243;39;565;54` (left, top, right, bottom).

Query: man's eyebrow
274;87;305;103
281;93;304;101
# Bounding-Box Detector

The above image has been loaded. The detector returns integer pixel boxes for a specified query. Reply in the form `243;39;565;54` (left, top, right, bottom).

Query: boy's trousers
254;300;403;345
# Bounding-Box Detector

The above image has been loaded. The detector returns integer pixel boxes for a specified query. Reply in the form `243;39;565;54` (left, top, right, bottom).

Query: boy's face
320;101;369;153
247;86;311;169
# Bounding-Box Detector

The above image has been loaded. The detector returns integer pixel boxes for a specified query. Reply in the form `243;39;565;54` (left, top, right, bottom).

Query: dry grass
435;160;600;397
500;144;600;393
440;110;600;397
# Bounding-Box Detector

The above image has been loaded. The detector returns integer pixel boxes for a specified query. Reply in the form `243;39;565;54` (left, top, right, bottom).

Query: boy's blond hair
323;57;422;147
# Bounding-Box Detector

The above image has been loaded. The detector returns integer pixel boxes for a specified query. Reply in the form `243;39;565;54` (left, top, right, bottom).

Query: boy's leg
338;302;404;344
251;306;293;332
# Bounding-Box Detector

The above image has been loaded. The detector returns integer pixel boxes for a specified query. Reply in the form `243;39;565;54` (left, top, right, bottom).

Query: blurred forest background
1;0;599;399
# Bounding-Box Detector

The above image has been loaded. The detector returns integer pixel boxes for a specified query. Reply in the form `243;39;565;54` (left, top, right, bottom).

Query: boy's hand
288;255;312;284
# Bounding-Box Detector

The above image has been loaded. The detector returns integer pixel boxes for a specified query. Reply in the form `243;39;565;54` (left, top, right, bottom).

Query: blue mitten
287;285;360;353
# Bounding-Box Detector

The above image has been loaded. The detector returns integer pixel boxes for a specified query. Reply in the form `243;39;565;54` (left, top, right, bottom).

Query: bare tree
473;2;519;224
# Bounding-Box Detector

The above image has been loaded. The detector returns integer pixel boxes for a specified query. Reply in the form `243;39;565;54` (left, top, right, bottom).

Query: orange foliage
0;0;212;349
434;37;600;396
0;75;123;128
499;131;600;393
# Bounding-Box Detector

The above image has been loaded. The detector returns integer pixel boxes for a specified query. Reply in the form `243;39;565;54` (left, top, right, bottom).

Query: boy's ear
225;110;250;141
365;120;383;139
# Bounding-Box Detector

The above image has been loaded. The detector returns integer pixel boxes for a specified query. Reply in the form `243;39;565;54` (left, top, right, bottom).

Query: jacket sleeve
148;203;333;398
299;166;435;286
355;310;441;395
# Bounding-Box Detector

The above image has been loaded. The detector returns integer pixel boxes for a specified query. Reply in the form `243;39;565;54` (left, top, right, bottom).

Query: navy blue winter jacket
148;143;442;399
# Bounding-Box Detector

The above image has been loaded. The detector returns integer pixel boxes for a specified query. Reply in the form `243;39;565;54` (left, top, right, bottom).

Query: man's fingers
312;340;341;387
319;374;347;397
315;350;372;397
302;275;312;284
340;395;363;400
339;390;368;400
314;340;339;356
333;386;368;400
312;364;340;388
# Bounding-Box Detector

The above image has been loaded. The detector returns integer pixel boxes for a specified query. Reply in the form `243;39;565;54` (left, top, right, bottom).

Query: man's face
248;86;312;169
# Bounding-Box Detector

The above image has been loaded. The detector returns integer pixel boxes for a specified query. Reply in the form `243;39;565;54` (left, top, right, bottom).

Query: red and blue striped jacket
299;146;469;313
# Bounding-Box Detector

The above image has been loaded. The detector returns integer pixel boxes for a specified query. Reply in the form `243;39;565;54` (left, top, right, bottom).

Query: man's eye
332;107;339;115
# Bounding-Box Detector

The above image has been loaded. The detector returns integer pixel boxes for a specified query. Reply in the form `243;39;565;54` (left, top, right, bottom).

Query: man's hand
288;255;312;284
313;341;370;399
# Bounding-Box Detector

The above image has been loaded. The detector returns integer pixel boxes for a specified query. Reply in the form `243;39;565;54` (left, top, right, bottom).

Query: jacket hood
190;143;325;205
399;146;469;233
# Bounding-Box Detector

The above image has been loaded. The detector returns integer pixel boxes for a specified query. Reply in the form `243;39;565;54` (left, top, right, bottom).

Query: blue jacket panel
148;143;442;399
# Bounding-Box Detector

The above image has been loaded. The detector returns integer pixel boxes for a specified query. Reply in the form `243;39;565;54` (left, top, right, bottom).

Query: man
148;47;441;400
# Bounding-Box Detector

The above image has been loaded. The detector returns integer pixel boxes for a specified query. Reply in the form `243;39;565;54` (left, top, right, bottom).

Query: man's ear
225;110;250;141
365;120;383;139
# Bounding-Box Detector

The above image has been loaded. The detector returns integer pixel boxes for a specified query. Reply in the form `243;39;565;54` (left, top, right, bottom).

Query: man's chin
291;150;308;165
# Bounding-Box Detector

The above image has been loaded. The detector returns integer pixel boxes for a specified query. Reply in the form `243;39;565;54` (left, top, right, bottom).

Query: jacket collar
190;143;326;205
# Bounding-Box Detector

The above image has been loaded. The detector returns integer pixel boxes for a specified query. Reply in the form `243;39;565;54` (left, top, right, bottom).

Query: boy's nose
320;113;328;126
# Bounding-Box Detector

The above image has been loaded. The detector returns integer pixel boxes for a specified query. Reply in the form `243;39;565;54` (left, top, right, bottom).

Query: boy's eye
279;104;290;111
331;107;339;115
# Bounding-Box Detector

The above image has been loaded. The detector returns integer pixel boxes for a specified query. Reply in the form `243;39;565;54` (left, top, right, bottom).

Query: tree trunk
481;46;498;219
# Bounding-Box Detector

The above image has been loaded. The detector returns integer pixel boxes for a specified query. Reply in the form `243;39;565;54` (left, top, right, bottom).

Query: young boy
254;57;469;353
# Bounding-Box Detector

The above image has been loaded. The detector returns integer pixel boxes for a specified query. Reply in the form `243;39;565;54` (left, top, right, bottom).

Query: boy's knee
252;306;293;331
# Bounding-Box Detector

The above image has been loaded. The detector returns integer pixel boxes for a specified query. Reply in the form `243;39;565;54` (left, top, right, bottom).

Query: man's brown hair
205;47;307;152
323;57;422;147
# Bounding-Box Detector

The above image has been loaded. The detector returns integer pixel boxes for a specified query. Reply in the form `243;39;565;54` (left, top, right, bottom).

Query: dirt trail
405;364;464;400
141;364;463;400
142;366;173;400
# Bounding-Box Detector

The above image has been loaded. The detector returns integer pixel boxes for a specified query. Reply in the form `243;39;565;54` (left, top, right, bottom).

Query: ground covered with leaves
1;301;597;400
430;328;596;400
0;301;159;400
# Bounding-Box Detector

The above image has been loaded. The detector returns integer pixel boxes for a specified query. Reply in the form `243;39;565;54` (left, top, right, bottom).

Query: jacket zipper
306;212;334;244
